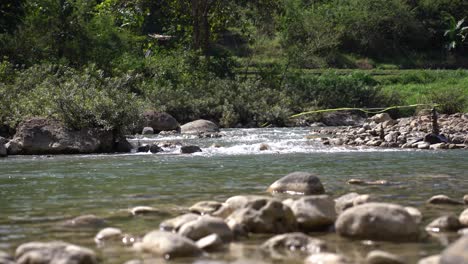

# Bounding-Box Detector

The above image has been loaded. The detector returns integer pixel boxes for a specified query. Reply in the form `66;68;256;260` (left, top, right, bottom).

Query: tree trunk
191;0;213;54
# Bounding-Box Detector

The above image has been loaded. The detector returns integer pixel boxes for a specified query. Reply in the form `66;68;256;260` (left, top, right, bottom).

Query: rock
464;195;468;205
11;117;127;155
142;127;154;135
459;208;468;227
347;179;389;185
366;250;405;264
211;195;265;219
305;253;351;264
160;213;200;232
0;142;6;157
181;145;202;154
181;120;219;134
189;201;223;215
371;113;392;124
143;111;179;132
0;251;14;264
123;260;142;264
178;215;233;242
405;207;423;224
425;215;461;232
225;196;297;234
458;228;468;235
137;145;150;152
134;231;202;258
430;143;448;150
62;215;106;229
417;142;430;149
5;140;22;155
427;195;463;205
130;206;161;215
15;241;98;264
352;194;374;206
418;255;441;264
288;195;336;231
195;234;224;251
259;143;270;151
267;172;325;195
440;235;468;264
382;119;398;128
335;203;419;241
261;232;327;258
335;192;360;214
321;111;365;126
94;227;123;243
149;144;163;153
424;133;448;144
384;132;399;142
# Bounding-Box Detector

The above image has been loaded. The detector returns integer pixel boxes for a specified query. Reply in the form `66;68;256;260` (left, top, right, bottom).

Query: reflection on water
0;128;467;263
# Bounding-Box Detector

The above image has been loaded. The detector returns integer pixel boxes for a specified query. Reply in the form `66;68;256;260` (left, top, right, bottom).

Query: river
0;127;467;263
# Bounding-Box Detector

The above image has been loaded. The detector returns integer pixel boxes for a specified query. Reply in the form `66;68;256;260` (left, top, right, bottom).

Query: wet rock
15;241;98;264
137;145;150;153
149;144;163;153
335;192;359;214
267;172;325;195
459;208;468;227
458;228;468;235
142;111;180;132
181;145;202;154
160;213;200;232
430;143;448;150
178;215;233;242
366;250;405;264
130;206;161;216
134;231;202;258
353;194;374;207
425;215;461;232
440;235;468;264
418;255;440;264
335;203;419;241
0;142;6;157
181;119;219;134
62;214;106;229
405;207;423;224
427;195;463;205
94;227;123;243
464;195;468;205
347;179;389;185
195;234;223;251
225;196;297;234
0;251;14;264
212;195;265;219
261;232;327;258
305;253;351;264
142;127;154;135
417;142;430;149
371;113;392;124
289;195;336;231
189;201;223;215
259;143;270;151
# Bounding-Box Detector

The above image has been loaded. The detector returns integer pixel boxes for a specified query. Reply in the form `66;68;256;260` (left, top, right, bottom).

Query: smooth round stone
62;214;106;228
427;195;463;205
0;251;14;264
289;195;336;231
261;232;327;258
459;208;468;227
405;206;423;224
418;255;441;264
366;250;405;264
425;215;461;232
178;215;233;242
15;241;98;264
335;203;419;241
181;145;202;154
335;192;360;214
305;253;351;264
142;127;154;135
149;144;163;153
440;235;468;264
259;143;270;151
94;227;123;243
267;172;325;195
130;206;160;216
160;213;200;232
464;195;468;205
181;120;219;134
134;231;202;258
195;234;224;251
189;201;223;215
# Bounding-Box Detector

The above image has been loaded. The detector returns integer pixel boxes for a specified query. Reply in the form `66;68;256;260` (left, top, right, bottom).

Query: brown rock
267;172;325;195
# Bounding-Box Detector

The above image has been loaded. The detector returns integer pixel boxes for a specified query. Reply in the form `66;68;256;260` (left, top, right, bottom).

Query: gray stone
426;215;461;232
366;250;405;264
137;145;150;152
134;231;202;258
160;213;200;232
335;192;360;214
0;251;14;264
259;143;270;151
62;215;106;229
370;113;392;124
459;208;468;227
15;241;97;264
178;215;233;242
130;206;161;216
405;207;423;224
149;144;163;153
94;227;123;243
305;253;351;264
181;119;219;134
195;234;223;251
189;201;223;215
440;235;468;264
261;232;327;259
181;145;202;154
267;172;325;195
427;195;463;205
335;203;419;241
289;195;336;231
464;195;468;205
212;195;266;219
418;255;440;264
225;196;297;234
0;143;6;157
143;111;179;132
142;127;154;135
458;228;468;235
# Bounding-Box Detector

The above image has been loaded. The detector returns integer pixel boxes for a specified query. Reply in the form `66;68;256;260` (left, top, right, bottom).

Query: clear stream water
0;128;467;263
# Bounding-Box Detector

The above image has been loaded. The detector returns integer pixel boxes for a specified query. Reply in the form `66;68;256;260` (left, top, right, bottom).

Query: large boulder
134;231;202;258
261;232;327;259
181;120;219;134
335;203;419;241
15;241;98;264
10;117;130;155
178;215;233;242
267;172;325;195
142;111;179;132
440;235;468;264
225;196;297;234
288;195;336;231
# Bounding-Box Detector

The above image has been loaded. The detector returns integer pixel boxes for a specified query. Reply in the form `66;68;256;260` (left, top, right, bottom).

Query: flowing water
0;127;467;263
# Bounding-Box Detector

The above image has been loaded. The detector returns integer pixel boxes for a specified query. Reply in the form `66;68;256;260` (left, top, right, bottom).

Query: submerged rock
426;215;461;232
347;179;389;185
267;172;325;195
15;241;98;264
189;201;223;215
94;227;123;243
288;195;336;231
335;203;419;241
427;195;463;205
149;144;163;153
62;214;106;229
440;235;468;264
178;215;233;242
181;120;219;134
134;230;202;258
181;145;202;154
130;206;161;216
261;232;327;259
366;250;405;264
